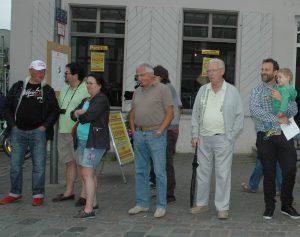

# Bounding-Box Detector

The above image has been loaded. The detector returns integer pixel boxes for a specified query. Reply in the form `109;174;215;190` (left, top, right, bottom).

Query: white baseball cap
29;60;46;70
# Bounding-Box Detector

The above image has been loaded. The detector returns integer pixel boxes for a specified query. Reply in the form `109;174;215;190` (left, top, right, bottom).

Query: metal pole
50;0;61;184
1;36;4;94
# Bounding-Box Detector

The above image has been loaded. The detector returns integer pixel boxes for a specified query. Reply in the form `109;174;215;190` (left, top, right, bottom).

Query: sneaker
154;208;166;218
218;210;229;220
0;195;22;205
32;198;44;206
73;210;95;219
75;197;86;207
281;206;300;219
128;206;149;215
263;208;274;220
241;182;257;193
190;206;209;214
167;195;176;203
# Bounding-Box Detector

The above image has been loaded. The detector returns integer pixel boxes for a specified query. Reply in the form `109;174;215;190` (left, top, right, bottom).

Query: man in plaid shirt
250;58;299;220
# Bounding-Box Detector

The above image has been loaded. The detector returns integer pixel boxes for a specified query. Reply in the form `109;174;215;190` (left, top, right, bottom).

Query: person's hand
271;89;282;101
191;137;200;147
75;109;86;118
154;130;162;138
277;116;290;125
38;126;46;132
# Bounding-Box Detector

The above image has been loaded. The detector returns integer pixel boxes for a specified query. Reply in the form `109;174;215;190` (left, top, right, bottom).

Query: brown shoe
241;182;257;193
190;206;209;214
52;194;75;202
218;210;229;220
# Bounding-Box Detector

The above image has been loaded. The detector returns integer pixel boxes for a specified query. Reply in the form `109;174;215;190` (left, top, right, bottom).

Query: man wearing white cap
0;60;59;206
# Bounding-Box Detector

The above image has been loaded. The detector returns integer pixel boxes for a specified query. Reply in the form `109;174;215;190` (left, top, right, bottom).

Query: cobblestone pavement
0;152;300;237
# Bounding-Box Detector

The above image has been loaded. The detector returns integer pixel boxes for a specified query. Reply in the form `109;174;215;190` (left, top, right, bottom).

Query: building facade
10;0;300;153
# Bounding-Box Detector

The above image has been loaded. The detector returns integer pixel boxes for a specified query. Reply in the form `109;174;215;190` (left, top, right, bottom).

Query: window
181;10;238;109
70;6;126;107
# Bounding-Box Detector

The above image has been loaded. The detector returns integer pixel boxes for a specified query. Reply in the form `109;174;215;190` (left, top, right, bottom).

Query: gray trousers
195;134;233;211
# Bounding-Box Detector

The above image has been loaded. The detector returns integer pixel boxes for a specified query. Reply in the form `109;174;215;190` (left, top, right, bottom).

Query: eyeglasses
64;72;71;75
85;81;97;85
207;68;222;74
135;73;148;78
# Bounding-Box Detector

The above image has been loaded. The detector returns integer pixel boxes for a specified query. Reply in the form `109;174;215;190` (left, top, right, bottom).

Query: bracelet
157;131;162;134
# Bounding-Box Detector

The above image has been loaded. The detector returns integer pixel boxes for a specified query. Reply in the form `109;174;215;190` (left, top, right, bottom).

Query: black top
71;92;110;150
16;83;44;130
4;80;59;140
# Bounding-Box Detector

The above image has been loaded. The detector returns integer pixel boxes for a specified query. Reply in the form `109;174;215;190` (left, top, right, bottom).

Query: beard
261;74;274;83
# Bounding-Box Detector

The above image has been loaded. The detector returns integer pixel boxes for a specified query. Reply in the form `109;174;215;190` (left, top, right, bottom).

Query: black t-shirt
16;83;44;130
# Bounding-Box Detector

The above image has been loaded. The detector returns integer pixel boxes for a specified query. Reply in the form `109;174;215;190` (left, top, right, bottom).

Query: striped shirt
249;82;298;132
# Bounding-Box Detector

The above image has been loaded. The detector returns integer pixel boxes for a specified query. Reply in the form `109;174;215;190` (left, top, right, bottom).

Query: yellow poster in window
202;49;220;56
91;52;105;72
201;57;213;77
90;45;108;51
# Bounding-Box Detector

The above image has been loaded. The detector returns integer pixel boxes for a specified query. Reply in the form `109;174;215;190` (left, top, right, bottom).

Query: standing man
128;63;173;218
250;58;300;219
52;63;89;206
153;65;182;203
190;58;244;219
0;60;59;206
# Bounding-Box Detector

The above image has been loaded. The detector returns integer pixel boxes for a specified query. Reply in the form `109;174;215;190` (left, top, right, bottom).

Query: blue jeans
249;157;282;192
10;127;47;197
77;139;106;169
133;129;167;209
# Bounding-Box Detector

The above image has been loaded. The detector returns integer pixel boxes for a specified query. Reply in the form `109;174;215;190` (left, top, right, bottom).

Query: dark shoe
75;197;86;207
52;194;75;202
263;208;274;220
149;181;156;189
79;204;99;212
281;206;300;219
73;210;95;219
167;195;176;203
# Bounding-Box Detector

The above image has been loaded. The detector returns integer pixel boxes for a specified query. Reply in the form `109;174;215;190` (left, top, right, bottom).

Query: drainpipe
50;0;61;184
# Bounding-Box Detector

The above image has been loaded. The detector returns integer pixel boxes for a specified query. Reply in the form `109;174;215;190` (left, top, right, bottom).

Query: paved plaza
0;152;300;237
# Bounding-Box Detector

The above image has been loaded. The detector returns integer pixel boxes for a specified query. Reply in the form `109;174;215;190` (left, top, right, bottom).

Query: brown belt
137;125;160;132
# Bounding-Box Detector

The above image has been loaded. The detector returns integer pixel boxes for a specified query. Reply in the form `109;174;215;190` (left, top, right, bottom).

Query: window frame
181;9;238;112
69;5;126;108
70;5;126;38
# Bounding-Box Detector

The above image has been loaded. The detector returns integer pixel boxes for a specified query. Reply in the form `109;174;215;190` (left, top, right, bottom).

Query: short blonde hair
278;68;293;82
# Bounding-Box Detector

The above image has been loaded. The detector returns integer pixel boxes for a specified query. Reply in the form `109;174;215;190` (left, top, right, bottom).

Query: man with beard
250;58;300;220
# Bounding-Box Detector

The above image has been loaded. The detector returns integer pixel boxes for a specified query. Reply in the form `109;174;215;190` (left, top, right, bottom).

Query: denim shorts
78;139;106;169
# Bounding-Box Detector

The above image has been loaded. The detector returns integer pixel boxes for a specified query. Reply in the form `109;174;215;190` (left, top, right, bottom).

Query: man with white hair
0;60;59;206
190;58;244;219
128;63;173;218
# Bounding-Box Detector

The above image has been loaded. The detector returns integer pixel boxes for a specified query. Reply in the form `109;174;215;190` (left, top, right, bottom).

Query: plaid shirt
249;82;298;132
